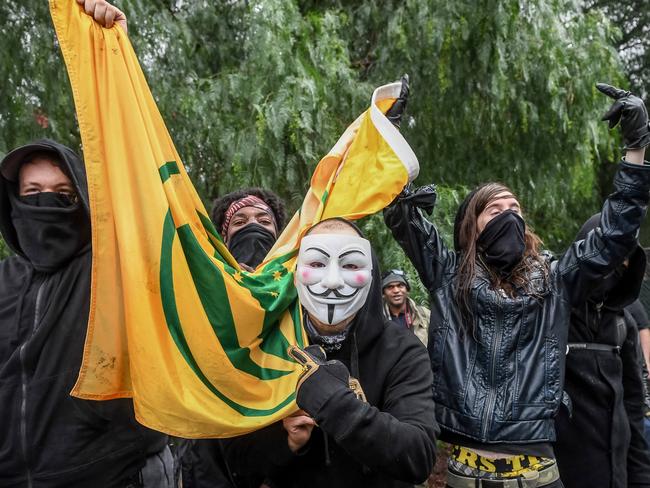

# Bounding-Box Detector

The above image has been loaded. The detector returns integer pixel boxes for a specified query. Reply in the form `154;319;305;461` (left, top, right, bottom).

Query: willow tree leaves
0;0;641;271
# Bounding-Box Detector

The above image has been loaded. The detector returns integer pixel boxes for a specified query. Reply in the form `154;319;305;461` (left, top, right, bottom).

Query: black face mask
9;191;91;273
590;265;627;303
228;223;277;269
476;210;526;274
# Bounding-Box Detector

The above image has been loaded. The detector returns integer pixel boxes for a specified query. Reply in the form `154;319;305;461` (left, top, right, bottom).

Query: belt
567;342;620;353
446;463;560;488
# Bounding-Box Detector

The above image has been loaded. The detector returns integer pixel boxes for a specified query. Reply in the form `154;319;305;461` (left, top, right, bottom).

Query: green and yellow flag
50;0;418;437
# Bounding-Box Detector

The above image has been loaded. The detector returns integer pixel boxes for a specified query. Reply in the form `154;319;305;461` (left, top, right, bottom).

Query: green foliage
124;0;370;209
334;0;623;253
0;238;10;260
0;2;79;152
0;0;634;275
586;0;650;98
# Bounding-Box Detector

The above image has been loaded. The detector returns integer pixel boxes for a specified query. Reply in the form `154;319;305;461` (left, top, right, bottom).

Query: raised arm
557;84;650;304
383;185;456;292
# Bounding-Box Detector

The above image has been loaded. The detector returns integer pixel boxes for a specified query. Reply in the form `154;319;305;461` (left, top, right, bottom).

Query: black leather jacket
384;161;650;445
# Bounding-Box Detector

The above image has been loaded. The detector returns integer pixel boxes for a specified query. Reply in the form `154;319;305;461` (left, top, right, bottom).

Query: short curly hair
211;187;287;236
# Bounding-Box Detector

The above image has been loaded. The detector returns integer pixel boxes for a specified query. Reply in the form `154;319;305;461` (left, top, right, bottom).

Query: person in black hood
554;213;650;488
384;83;650;487
220;217;438;488
0;139;170;487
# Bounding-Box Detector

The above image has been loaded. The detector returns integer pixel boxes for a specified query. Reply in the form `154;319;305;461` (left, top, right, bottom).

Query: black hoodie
554;213;650;488
0;139;166;487
222;228;439;488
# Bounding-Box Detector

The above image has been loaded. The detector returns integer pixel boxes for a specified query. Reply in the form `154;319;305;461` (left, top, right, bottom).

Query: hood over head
300;218;385;354
0;139;90;262
576;213;646;308
350;244;385;353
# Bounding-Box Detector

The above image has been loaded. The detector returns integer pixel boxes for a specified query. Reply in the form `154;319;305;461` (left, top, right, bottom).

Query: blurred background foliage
1;0;648;301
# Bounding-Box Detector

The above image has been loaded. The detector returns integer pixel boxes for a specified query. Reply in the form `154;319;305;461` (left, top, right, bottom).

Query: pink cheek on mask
354;272;370;285
301;269;311;280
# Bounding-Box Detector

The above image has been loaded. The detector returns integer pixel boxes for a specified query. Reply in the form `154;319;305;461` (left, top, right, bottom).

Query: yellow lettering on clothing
505;455;526;470
479;457;496;472
456;447;479;468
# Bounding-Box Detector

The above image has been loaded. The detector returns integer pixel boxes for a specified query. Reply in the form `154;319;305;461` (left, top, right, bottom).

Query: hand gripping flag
50;0;418;437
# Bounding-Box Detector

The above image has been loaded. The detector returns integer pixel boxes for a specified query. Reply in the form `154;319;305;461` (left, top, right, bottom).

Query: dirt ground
428;443;450;488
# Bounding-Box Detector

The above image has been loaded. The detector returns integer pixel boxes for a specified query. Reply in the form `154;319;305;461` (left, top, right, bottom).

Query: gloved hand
288;345;352;417
385;74;410;129
597;82;650;149
396;184;437;215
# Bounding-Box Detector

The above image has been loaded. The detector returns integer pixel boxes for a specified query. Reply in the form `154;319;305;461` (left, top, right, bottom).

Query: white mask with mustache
295;233;373;326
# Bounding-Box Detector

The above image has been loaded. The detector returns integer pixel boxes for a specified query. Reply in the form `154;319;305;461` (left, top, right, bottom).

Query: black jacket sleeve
312;338;439;484
383;187;456;293
557;161;650;306
622;313;650;487
629;299;650;330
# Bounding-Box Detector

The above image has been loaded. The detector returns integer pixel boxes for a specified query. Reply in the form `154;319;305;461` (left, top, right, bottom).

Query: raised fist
76;0;128;33
385;74;410;129
597;82;649;149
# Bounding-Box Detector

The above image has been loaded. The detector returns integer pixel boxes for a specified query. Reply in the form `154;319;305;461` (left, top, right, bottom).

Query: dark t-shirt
389;312;408;329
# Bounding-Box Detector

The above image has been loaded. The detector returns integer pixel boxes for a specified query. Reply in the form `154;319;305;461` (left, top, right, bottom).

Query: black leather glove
385;74;410;129
288;345;352;417
396;184;437;215
597;82;650;149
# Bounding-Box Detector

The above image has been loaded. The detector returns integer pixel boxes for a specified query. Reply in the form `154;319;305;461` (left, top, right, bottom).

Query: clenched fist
76;0;128;33
597;82;649;150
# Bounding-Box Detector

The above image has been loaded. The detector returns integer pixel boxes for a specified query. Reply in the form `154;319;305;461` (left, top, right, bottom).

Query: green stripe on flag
175;223;292;380
159;161;180;182
160;211;295;415
196;210;301;361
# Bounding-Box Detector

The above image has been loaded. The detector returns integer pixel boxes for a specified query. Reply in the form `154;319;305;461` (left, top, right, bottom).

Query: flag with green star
51;0;418;437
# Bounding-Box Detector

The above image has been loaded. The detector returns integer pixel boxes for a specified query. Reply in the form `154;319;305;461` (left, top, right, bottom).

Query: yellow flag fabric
50;0;418;438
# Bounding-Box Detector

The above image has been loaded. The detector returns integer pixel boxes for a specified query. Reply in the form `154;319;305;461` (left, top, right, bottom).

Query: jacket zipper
19;279;46;488
482;293;503;439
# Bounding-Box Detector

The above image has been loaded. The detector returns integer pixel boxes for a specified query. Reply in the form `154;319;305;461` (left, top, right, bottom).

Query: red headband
221;195;275;237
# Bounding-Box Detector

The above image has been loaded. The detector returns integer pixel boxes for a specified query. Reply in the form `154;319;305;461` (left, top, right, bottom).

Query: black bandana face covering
477;210;526;274
9;191;91;273
590;264;626;303
228;223;276;269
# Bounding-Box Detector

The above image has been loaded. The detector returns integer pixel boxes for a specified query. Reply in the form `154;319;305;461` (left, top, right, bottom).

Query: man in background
381;269;430;346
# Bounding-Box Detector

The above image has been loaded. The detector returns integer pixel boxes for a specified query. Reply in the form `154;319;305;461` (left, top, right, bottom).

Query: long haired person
384;83;650;487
